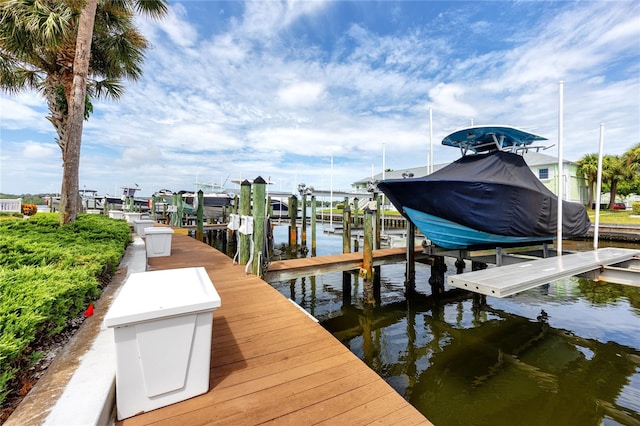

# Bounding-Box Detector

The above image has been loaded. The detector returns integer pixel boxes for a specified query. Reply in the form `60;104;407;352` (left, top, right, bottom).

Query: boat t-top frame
442;125;554;156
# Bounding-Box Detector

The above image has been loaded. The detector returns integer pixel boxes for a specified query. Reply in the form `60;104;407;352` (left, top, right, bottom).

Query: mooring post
342;204;351;254
289;195;298;247
252;176;267;276
455;251;467;274
196;190;204;242
362;208;376;305
239;180;251;265
301;192;307;248
405;221;416;293
429;255;447;296
352;197;359;227
375;194;381;249
311;195;317;257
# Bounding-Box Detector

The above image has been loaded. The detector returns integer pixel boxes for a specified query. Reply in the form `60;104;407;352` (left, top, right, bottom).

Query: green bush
0;213;131;405
633;202;640;215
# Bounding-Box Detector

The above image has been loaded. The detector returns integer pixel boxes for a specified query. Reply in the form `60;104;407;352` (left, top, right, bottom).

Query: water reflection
266;226;640;425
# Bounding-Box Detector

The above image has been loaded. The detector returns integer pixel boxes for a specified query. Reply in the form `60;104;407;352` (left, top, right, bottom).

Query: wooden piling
405;221;416;292
239;180;251;265
311;195;317;257
429;256;447;296
252;177;267;276
289;195;298;247
301;193;307;247
362;208;375;305
196;190;204;242
375;194;381;249
342;204;351;254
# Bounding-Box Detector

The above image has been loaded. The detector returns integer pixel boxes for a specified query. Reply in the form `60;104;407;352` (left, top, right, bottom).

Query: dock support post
311;195;317;257
289;195;298;247
429;256;446;296
362;208;376;305
353;197;359;227
342;205;351;254
252;177;267;276
375;194;381;249
405;221;416;293
301;192;307;248
239;180;251;265
342;272;352;306
196;190;204;242
455;251;466;274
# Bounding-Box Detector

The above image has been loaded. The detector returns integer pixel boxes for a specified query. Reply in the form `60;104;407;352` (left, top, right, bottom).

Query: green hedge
633;202;640;215
0;213;131;405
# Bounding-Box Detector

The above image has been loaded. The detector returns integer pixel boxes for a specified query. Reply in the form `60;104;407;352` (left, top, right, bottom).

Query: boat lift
446;247;640;298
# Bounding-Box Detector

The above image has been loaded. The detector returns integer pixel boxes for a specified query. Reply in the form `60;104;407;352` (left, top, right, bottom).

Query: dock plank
116;233;430;425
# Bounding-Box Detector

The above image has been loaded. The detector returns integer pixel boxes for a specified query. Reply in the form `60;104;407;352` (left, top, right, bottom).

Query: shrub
633;202;640;215
0;213;131;406
20;204;37;216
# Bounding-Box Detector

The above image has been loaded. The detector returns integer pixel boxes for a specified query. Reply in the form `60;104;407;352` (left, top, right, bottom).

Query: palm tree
65;0;167;223
0;0;167;223
602;155;626;209
576;153;599;208
623;143;640;175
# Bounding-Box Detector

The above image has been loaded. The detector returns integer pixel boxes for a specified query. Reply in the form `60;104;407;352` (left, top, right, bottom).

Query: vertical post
375;193;381;249
362;208;375;305
594;123;605;249
239;180;251;265
252;177;267;276
196;190;204;242
311;195;317;257
557;80;564;256
405;221;415;293
301;192;307;247
352;197;359;227
429;256;447;296
342;204;351;254
289;195;298;247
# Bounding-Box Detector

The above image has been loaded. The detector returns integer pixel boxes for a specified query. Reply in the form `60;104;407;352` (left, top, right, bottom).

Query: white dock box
104;267;221;420
124;212;142;224
133;219;156;236
144;227;173;257
109;210;125;220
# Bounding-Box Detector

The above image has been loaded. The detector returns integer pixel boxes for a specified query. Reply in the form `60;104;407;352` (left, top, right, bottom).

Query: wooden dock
117;233;431;425
265;246;429;281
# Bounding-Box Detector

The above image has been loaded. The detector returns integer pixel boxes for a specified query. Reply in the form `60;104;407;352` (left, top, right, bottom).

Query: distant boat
104;186;149;211
377;125;591;250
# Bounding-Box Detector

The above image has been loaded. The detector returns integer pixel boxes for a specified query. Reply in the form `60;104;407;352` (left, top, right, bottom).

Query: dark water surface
265;224;640;426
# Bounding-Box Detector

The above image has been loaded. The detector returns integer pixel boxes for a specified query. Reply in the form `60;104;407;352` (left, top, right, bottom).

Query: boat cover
378;151;591;238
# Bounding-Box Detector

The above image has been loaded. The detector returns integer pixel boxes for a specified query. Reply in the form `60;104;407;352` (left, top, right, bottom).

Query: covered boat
377;126;591;249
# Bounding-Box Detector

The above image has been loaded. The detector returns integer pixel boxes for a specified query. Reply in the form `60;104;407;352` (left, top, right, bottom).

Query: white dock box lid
143;227;174;235
104;267;220;327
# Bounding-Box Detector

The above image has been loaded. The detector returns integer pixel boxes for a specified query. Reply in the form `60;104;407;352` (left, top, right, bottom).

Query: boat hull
405;208;552;249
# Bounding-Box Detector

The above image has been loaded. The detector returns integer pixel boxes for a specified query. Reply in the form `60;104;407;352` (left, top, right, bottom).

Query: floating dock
448;247;640;298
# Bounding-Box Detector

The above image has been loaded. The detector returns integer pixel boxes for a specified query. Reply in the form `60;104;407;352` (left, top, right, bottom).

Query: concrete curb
6;236;147;426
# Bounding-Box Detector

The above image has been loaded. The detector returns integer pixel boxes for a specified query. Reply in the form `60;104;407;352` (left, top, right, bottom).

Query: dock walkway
119;234;430;425
265;246;428;281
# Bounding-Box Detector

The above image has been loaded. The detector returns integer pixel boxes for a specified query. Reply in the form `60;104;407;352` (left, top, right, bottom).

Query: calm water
264;224;640;426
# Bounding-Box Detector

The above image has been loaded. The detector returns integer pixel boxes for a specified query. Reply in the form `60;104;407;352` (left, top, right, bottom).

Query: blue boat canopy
442;125;549;156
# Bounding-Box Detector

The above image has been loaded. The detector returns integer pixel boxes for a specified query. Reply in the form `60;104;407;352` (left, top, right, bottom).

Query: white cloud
22;142;57;159
278;82;325;107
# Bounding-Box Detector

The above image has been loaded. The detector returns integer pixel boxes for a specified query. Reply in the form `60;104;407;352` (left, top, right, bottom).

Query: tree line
576;144;640;209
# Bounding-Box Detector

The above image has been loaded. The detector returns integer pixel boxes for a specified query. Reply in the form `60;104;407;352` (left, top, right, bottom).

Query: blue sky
1;0;639;197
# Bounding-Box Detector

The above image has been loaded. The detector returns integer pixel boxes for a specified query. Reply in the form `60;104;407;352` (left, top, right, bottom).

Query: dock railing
0;198;21;213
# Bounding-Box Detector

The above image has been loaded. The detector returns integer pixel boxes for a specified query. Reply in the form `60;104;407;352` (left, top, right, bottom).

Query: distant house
352;152;588;205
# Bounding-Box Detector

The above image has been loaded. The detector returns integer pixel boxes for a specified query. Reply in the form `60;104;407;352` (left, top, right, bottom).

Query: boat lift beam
447;247;640;298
